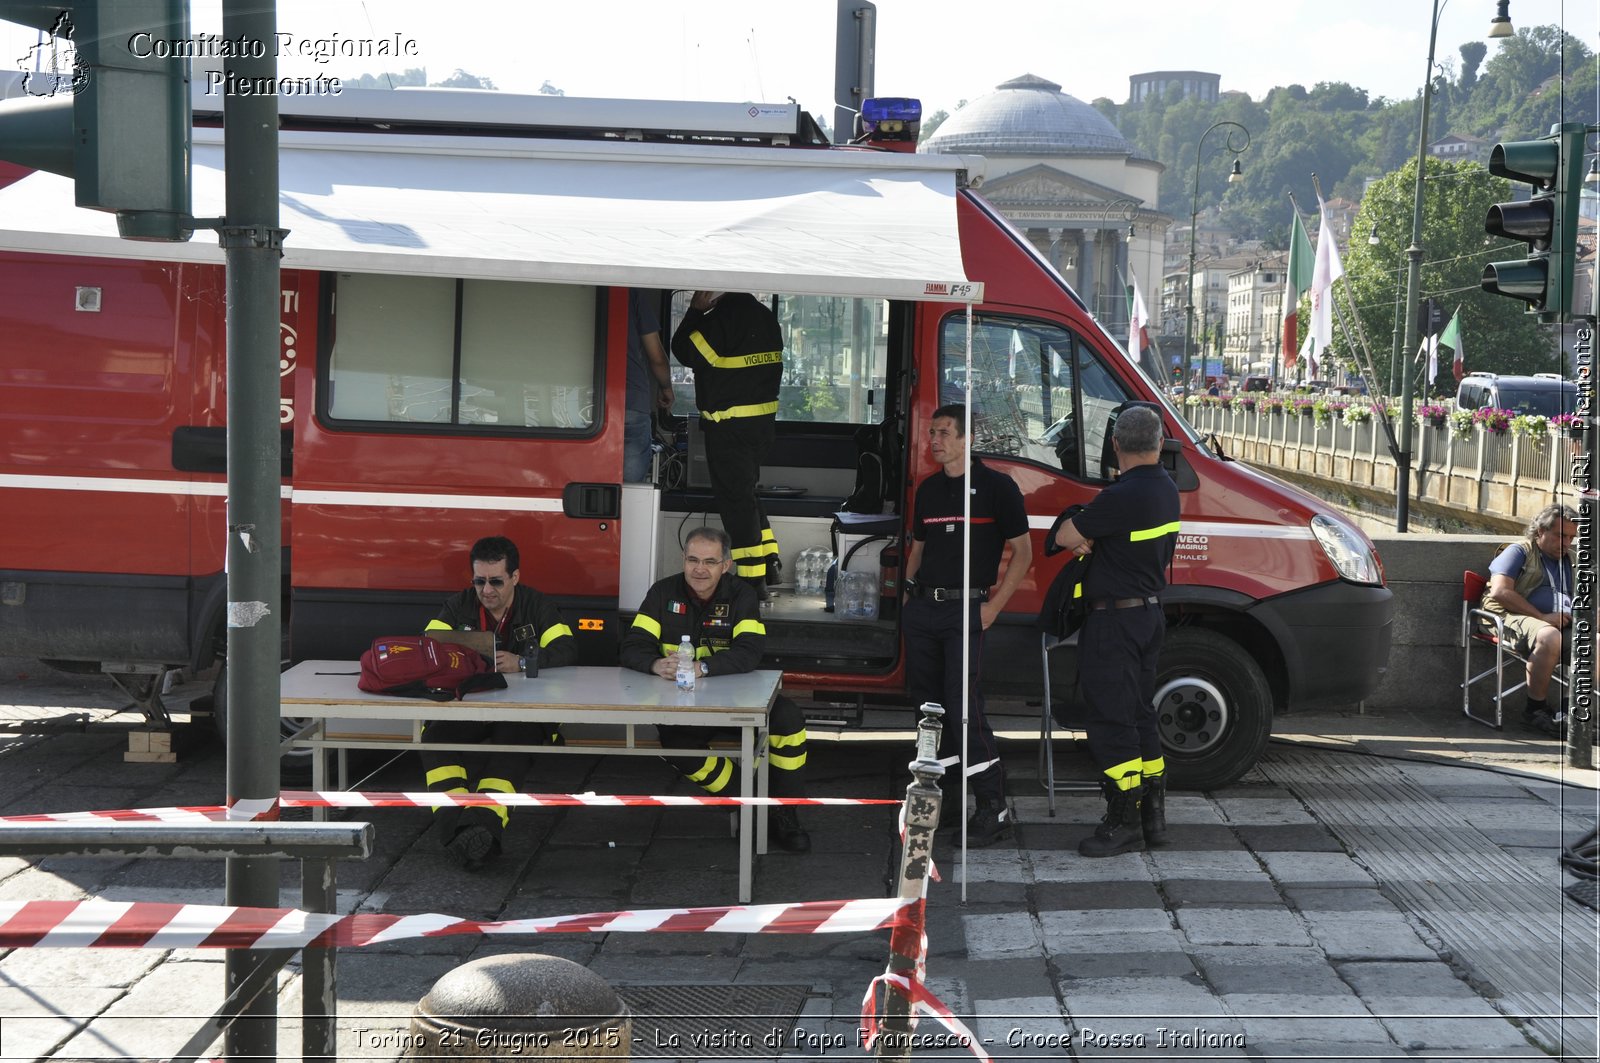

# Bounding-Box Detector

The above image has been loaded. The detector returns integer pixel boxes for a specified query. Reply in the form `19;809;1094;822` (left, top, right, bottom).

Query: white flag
1307;195;1346;374
1128;275;1150;356
1422;335;1439;385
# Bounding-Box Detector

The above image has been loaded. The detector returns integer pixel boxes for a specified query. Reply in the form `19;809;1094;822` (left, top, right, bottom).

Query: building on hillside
1128;71;1220;105
1429;133;1490;163
1161;253;1256;379
922;74;1169;339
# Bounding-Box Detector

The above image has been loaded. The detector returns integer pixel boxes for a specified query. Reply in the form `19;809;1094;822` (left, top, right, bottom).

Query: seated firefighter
1481;503;1578;738
619;526;812;853
422;535;576;870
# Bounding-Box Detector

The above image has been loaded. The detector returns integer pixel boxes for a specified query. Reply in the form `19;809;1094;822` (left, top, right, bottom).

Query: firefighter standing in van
620;526;812;853
903;405;1033;847
421;536;576;870
1051;406;1180;858
671;291;783;595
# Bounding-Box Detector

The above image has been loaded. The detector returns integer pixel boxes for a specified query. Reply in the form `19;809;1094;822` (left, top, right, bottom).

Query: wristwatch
698;661;708;678
517;656;528;672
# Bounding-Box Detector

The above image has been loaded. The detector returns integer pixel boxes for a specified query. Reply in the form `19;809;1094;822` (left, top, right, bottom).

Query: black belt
1089;596;1159;611
909;584;989;602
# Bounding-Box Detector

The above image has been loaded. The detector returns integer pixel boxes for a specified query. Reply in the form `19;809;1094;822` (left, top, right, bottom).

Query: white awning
0;128;984;302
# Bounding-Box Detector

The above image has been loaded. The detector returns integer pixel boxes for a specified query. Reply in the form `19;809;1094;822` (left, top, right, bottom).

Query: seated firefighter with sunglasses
421;535;576;870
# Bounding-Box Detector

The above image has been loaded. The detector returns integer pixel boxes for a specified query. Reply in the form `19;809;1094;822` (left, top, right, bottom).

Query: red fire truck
0;89;1391;788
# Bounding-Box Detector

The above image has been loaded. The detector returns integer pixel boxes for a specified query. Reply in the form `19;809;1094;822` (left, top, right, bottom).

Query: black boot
1079;781;1144;858
772;805;812;853
1141;775;1168;847
966;798;1014;847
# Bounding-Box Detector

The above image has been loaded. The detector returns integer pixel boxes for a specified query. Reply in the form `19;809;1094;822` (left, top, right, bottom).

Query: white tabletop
280;662;778;726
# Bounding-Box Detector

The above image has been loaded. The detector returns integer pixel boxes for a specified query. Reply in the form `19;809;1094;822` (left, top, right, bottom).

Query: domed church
922;74;1168;338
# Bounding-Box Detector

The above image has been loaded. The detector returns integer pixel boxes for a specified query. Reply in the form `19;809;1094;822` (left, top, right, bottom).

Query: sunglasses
471;576;508;588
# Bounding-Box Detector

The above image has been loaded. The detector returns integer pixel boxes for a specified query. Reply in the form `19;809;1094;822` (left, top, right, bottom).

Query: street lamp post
1396;0;1451;533
1184;122;1250;395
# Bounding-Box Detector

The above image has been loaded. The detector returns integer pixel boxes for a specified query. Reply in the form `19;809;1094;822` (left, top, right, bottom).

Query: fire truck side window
938;315;1130;482
325;273;597;431
664;291;889;426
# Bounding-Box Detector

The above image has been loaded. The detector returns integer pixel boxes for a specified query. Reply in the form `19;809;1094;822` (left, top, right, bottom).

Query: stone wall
1361;531;1517;716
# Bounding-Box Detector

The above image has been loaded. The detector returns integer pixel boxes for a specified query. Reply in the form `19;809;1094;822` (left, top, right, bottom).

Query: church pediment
982;163;1140;208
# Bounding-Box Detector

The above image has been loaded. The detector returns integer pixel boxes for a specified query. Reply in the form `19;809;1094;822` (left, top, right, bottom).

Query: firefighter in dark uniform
670;291;784;595
620;526;812;853
421;535;576;870
1052;405;1180;857
903;405;1033;847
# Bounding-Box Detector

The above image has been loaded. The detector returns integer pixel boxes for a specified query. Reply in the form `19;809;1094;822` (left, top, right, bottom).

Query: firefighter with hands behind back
420;535;576;871
902;404;1033;847
1051;405;1180;858
620;526;813;853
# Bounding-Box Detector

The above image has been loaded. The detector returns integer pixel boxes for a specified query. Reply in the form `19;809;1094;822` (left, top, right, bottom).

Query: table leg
756;732;769;856
312;724;328;824
738;725;753;904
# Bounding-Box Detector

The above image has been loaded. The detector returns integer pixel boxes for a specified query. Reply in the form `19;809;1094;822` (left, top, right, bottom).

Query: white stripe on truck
1026;513;1315;540
0;474;562;511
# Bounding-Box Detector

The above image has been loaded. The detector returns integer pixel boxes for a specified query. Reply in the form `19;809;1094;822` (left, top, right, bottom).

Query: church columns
1077;229;1096;318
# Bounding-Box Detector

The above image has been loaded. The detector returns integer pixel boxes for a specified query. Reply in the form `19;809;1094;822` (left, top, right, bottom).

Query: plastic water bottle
796;548;815;595
675;635;696;691
841;571;864;618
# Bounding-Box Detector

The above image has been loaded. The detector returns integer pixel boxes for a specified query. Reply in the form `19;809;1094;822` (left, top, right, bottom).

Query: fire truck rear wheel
1153;628;1272;791
211;661;314;785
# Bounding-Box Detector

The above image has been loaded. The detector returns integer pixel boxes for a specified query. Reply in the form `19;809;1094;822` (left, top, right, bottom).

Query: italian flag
1281;209;1314;369
1127;273;1150;356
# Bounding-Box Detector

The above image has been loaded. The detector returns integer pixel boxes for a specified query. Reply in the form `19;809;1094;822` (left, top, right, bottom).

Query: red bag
357;636;505;701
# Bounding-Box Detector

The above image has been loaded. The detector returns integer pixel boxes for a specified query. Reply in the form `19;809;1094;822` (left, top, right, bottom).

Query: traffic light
1481;123;1587;321
0;0;191;240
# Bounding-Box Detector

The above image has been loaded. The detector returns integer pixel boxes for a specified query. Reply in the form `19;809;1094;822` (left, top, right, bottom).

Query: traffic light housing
1481;123;1586;321
0;0;191;240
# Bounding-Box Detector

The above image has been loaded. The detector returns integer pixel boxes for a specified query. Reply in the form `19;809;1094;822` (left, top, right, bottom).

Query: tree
1458;41;1487;90
432;69;497;90
918;100;964;144
341;67;426;90
1341;156;1557;397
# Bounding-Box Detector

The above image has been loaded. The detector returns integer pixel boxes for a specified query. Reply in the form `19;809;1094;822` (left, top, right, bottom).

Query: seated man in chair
1481;503;1577;737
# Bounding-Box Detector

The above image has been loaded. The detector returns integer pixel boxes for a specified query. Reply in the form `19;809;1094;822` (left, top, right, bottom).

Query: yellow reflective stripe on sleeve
425;766;468;787
730;544;764;559
769;751;806;771
700;401;780;422
1129;520;1182;542
732;618;766;638
424;619;453;631
687;330;783;370
1073;583;1083;599
540;624;573;647
632;613;662;638
1104;758;1144;788
659;642;677;658
735;562;767;576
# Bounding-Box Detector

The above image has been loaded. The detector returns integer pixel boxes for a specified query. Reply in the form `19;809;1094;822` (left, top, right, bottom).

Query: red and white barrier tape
860;971;992;1063
281;790;900;810
0;896;917;951
0;790;897;826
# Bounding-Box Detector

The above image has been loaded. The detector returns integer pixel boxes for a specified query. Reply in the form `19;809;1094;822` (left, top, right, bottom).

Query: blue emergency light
859;97;921;150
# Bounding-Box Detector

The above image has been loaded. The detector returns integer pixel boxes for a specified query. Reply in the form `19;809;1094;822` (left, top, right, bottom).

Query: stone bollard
405;953;631;1058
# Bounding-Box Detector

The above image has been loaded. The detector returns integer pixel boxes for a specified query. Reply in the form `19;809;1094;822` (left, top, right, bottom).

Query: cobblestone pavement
0;659;1596;1061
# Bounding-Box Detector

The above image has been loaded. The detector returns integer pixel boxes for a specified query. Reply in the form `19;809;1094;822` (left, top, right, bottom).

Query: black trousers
658;694;808;797
902;596;1005;803
704;416;776;584
1078;603;1164;780
420;720;561;837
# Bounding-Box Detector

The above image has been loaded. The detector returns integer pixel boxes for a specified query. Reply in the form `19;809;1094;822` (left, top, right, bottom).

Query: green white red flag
1282;209;1315;368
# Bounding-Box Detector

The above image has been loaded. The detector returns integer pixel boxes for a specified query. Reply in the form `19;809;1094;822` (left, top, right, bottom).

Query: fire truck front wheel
211;661;314;784
1154;628;1272;791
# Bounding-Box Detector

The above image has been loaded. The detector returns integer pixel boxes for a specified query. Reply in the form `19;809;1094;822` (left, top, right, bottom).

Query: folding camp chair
1039;631;1102;815
1460;569;1567;729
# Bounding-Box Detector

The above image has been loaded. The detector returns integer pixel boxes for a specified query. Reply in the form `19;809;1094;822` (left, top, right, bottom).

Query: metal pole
221;2;285;1059
1397;1;1441;532
876;703;944;1063
1389;268;1405;398
1565;221;1598;769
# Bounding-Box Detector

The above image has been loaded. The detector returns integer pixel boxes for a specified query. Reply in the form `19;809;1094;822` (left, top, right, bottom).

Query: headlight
1310;515;1381;584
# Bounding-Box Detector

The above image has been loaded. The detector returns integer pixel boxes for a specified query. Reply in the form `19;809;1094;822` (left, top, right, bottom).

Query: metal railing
0;821;372;1063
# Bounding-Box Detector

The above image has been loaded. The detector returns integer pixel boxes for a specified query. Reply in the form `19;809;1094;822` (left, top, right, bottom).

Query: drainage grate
619;983;811;1061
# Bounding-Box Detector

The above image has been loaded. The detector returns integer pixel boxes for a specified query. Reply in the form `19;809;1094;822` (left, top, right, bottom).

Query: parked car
1455;372;1576;417
1242;376;1271;393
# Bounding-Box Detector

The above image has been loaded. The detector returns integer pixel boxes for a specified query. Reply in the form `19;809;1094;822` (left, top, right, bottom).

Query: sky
3;0;1598;125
